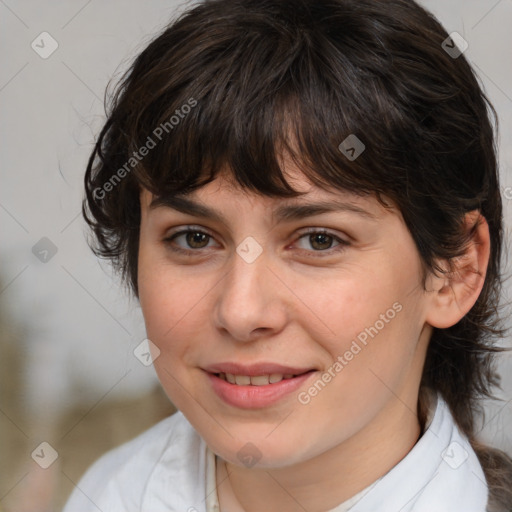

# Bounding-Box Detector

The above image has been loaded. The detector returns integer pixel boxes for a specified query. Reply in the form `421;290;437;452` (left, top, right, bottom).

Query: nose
213;246;288;343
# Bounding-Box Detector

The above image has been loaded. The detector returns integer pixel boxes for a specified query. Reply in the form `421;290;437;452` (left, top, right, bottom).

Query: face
137;165;435;469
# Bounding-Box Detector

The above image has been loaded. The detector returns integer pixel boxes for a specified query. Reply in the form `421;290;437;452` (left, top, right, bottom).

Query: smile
205;368;316;409
216;373;301;385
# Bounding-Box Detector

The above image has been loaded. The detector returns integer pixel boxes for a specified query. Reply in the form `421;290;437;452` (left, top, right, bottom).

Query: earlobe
425;211;490;329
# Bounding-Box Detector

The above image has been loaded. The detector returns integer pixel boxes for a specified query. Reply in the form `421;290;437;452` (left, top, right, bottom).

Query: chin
212;433;310;470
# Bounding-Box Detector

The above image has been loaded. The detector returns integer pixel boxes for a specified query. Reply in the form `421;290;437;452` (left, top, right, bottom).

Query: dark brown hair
82;0;512;508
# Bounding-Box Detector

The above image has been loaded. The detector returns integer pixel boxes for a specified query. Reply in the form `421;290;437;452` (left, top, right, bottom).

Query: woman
65;0;512;510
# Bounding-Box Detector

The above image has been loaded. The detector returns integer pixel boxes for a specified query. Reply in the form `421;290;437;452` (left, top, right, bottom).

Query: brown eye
309;232;334;250
294;229;349;256
163;227;217;254
184;231;210;249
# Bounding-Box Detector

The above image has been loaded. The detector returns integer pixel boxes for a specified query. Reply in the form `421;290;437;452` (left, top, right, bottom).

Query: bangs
119;2;421;204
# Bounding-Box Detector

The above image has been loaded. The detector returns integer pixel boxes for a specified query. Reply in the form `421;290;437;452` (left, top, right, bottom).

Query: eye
293;228;349;256
162;226;350;257
163;227;217;254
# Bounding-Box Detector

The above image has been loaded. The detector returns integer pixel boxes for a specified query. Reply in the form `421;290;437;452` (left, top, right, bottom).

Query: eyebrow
149;195;378;223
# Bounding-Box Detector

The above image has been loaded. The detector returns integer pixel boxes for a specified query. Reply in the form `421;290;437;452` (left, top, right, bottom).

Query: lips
203;362;316;409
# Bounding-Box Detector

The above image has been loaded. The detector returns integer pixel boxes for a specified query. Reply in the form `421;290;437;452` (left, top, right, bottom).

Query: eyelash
162;226;350;257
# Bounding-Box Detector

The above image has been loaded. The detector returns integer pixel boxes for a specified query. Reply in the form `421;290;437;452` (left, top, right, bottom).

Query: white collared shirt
63;394;489;512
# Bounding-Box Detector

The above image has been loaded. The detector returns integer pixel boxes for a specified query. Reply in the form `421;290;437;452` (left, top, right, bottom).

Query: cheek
139;270;207;346
293;283;424;445
300;259;425;387
137;258;214;409
137;246;222;376
138;246;185;350
293;267;401;348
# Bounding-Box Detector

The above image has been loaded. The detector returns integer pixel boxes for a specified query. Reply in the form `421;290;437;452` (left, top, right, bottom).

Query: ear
424;210;490;329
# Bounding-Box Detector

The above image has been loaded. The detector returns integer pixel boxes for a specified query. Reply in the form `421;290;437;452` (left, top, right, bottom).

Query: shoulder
62;411;201;512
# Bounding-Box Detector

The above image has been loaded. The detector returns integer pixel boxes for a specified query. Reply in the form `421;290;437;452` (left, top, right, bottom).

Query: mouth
213;371;313;386
204;365;317;409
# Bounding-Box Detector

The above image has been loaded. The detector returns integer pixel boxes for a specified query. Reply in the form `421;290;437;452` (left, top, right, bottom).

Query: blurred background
0;0;511;510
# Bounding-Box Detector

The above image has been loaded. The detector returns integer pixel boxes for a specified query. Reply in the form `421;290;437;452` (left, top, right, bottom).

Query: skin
137;163;489;512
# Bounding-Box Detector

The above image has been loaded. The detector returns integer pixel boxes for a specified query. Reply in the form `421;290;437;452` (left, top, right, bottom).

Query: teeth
250;375;270;386
234;375;251;385
220;373;297;385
